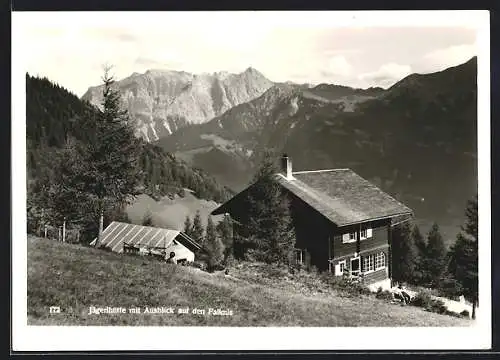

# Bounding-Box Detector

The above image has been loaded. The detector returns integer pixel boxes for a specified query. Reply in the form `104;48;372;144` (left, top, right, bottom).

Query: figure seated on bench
392;284;412;304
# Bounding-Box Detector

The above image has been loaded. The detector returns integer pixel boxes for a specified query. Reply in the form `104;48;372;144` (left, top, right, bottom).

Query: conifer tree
448;195;478;318
33;137;90;231
217;215;234;262
191;210;205;246
82;65;142;247
183;215;193;238
244;151;296;265
391;221;416;284
205;216;225;269
411;224;427;285
463;195;478;241
25;73;232;242
423;223;447;288
440;235;465;299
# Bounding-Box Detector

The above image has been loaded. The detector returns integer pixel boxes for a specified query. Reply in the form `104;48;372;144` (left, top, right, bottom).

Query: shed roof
275;169;412;226
90;222;202;253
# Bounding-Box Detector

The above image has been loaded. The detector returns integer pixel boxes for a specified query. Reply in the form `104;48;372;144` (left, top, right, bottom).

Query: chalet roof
90;222;202;253
275;169;412;226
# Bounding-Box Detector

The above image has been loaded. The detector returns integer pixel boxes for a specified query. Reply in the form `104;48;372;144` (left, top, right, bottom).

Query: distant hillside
26;75;98;165
126;192;224;230
277;57;477;237
28;236;469;326
157;82;381;189
81;67;274;142
26;74;233;224
157;57;478;241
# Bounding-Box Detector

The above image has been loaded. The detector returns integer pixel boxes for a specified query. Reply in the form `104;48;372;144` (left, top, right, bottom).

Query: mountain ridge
82;67;274;142
156;57;478;241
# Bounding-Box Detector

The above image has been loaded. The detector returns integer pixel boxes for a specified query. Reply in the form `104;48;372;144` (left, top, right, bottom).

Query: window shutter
342;233;350;242
367;228;373;238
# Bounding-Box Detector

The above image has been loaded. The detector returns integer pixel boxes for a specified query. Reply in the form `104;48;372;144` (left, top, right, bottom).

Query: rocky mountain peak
82;67;274;142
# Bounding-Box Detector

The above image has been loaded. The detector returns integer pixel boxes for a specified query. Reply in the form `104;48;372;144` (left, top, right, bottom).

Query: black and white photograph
11;10;491;351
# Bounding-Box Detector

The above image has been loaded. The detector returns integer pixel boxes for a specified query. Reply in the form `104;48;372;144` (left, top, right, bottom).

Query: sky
14;11;482;97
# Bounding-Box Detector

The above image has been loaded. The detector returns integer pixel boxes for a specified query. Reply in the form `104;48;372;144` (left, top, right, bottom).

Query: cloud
134;56;184;70
327;56;353;76
83;28;139;43
417;44;476;72
114;33;139;43
358;63;412;88
323;48;363;56
17;14;479;95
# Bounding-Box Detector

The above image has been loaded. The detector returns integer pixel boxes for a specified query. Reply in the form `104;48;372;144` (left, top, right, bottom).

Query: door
350;256;360;276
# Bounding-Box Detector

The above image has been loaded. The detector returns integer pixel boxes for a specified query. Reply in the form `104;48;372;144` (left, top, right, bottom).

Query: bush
185;261;203;270
411;290;447;314
445;310;464;318
207;263;226;273
309;265;319;275
323;275;371;297
376;287;394;301
186;260;211;272
460;310;470;318
289;262;306;274
429;299;447;314
411;290;434;308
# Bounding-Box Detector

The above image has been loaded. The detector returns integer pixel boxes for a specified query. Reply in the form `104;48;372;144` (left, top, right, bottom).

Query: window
362;252;386;273
339;261;346;274
360;227;372;240
375;252;386;270
295;249;306;265
363;254;374;273
342;232;357;243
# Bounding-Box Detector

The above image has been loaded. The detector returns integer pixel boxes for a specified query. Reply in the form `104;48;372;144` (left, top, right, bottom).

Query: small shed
90;221;202;263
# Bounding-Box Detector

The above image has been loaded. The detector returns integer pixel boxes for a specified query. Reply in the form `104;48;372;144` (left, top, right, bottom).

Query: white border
12;10;491;351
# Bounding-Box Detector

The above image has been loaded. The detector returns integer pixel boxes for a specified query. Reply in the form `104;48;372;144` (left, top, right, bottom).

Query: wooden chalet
212;155;413;289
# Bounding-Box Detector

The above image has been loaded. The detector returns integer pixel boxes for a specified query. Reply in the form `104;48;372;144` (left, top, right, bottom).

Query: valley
152;58;478;243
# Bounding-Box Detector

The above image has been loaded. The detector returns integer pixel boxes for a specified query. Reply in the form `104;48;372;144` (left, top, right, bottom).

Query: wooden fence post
39;208;45;237
62;217;66;243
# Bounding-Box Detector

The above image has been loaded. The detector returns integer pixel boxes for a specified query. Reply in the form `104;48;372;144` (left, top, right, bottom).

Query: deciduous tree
142;210;153;226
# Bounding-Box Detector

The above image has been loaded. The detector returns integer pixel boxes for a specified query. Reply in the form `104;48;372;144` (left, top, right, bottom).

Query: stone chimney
281;154;293;180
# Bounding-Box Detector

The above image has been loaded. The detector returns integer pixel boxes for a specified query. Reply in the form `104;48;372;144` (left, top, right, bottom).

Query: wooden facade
288;191;392;285
212;156;413;287
220;188;394;285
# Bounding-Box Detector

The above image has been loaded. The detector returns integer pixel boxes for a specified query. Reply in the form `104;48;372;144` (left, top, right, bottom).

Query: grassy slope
27;236;471;327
